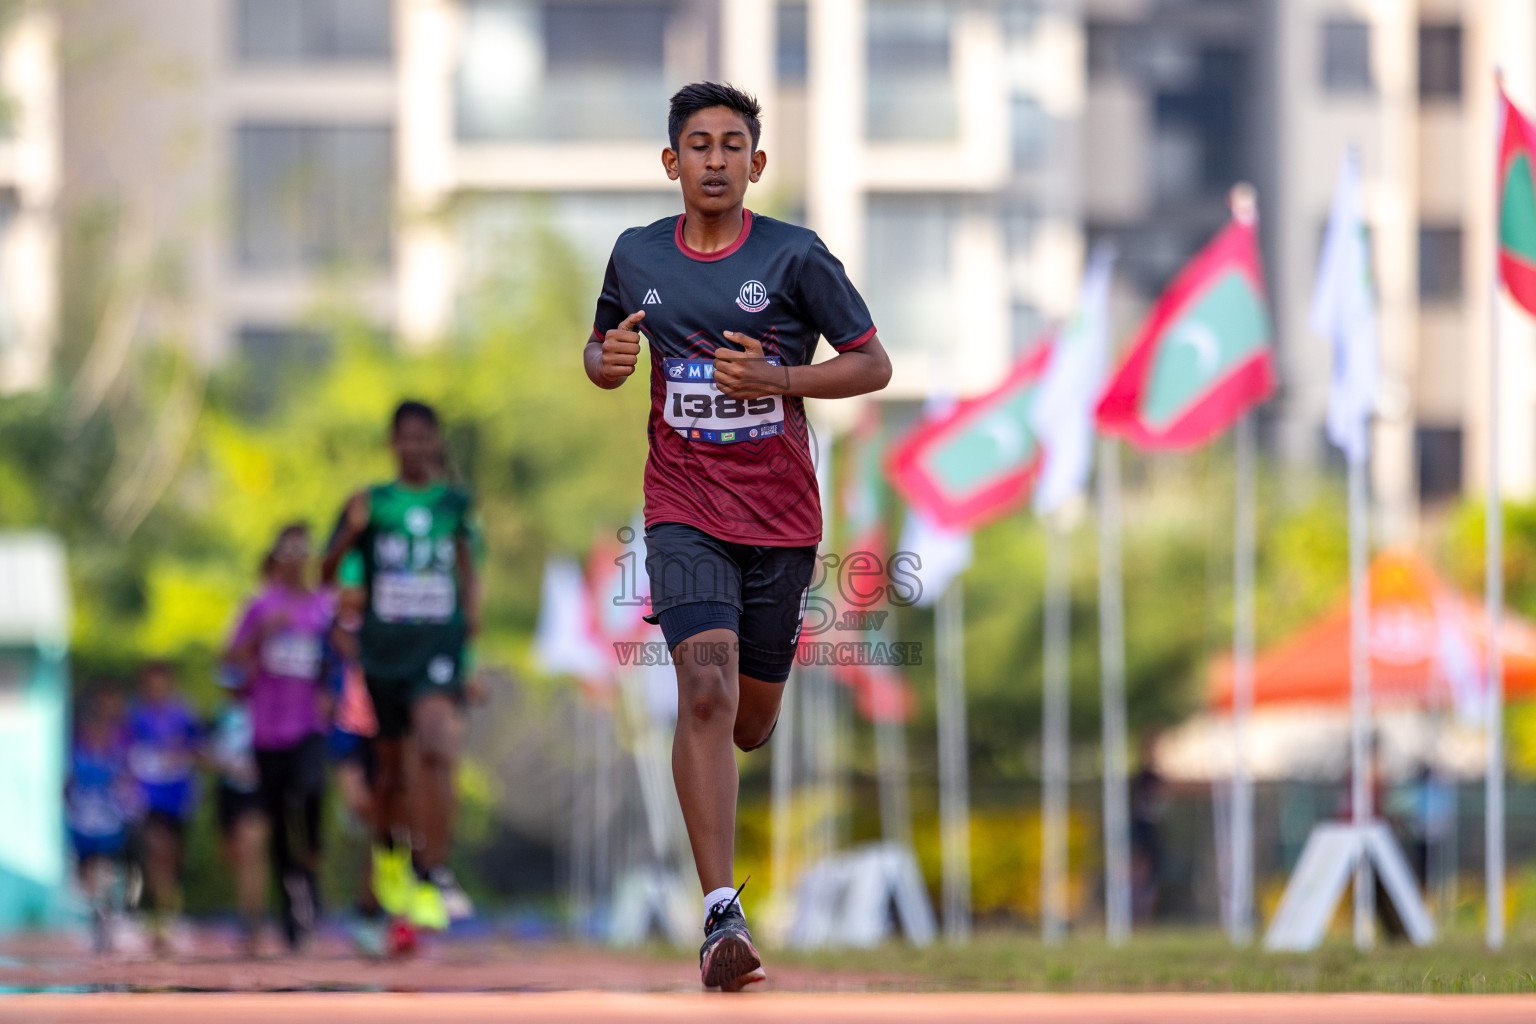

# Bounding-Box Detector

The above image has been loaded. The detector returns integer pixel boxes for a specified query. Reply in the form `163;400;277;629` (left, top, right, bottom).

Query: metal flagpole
1041;518;1071;944
1348;432;1373;950
569;701;592;932
876;716;913;847
1486;71;1507;952
936;581;972;941
771;675;797;905
1230;412;1256;945
595;704;614;912
1097;437;1132;944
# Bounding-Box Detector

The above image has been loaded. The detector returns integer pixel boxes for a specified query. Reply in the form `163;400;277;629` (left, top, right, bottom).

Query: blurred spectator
1130;736;1165;923
208;658;267;956
327;586;383;920
125;661;202;952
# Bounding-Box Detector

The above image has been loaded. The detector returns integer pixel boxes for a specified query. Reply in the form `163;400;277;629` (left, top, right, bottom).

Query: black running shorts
365;649;466;740
643;521;816;683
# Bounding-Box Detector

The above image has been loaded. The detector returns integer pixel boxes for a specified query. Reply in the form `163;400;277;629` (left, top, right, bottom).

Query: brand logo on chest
736;280;769;313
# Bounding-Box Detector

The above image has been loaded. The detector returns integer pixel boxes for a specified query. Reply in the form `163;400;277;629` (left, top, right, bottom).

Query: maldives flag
830;409;915;724
1498;84;1536;316
1096;212;1276;449
886;341;1053;531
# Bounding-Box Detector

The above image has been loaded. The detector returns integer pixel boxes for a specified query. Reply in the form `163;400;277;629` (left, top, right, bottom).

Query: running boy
321;401;480;932
584;82;891;990
125;661;201;952
66;686;136;954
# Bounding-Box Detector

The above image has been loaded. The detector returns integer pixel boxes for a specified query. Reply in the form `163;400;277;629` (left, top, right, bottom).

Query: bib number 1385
663;358;785;444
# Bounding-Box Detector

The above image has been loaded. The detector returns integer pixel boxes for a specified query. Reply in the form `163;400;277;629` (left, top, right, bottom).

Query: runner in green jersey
322;401;481;933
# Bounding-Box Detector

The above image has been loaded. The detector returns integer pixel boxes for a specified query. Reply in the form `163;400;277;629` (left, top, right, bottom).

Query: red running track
5;992;1536;1024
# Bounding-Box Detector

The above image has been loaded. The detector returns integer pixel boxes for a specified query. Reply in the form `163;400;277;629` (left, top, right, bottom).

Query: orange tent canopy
1209;550;1536;710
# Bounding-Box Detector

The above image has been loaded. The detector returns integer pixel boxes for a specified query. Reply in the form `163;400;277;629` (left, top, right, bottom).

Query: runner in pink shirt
226;523;335;950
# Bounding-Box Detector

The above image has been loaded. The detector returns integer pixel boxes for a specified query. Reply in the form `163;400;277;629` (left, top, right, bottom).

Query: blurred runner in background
66;685;138;954
207;669;266;956
125;661;201;953
226;524;334;950
322;401;481;938
325;581;390;954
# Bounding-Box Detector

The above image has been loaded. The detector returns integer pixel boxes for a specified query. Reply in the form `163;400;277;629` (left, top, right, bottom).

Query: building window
1416;425;1463;502
1321;19;1373;94
456;0;680;142
1419;225;1463;302
235;124;393;272
1419;24;1462;102
865;197;954;355
236;0;392;63
777;2;808;84
455;191;680;286
867;1;957;141
999;2;1041;43
1011;96;1050;170
1086;21;1137;82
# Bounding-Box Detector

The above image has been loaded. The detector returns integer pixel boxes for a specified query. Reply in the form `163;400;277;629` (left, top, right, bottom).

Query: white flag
897;507;973;608
1030;243;1117;515
1310;149;1379;466
533;556;609;681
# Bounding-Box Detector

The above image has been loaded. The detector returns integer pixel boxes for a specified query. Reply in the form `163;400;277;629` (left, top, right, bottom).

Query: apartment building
417;0;1084;404
21;0;1079;411
56;0;396;374
1084;0;1536;540
12;0;1536;532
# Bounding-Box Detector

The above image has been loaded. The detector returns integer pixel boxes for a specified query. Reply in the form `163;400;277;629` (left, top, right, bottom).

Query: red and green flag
885;341;1053;531
1095;213;1276;449
832;408;914;724
1499;83;1536;316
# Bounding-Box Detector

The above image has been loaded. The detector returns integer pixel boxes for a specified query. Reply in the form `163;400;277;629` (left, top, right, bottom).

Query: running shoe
372;845;413;917
282;871;317;951
406;876;449;931
386;919;418;958
350;914;388;960
698;881;765;992
428;865;474;922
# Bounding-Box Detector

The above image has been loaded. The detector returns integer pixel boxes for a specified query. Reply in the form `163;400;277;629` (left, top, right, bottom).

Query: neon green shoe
407;877;449;931
372;845;413;918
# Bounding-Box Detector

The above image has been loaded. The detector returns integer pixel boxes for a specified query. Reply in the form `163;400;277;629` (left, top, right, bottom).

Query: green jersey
339;481;475;682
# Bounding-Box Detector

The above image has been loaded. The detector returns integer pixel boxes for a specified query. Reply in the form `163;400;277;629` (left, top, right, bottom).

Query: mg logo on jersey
642;288;661;305
736;280;769;313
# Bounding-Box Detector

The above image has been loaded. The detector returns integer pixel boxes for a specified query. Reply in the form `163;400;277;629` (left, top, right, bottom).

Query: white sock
703;886;740;917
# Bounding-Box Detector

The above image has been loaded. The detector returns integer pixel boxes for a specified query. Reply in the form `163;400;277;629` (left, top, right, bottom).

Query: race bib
129;745;190;786
260;632;322;680
662;358;784;444
68;791;123;837
375;570;456;623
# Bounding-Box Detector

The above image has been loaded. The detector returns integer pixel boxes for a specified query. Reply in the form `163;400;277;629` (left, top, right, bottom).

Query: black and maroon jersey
590;210;876;547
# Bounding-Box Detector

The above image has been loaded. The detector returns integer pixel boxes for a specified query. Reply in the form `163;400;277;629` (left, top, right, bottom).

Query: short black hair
668;82;762;153
268;522;309;560
393;400;439;434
